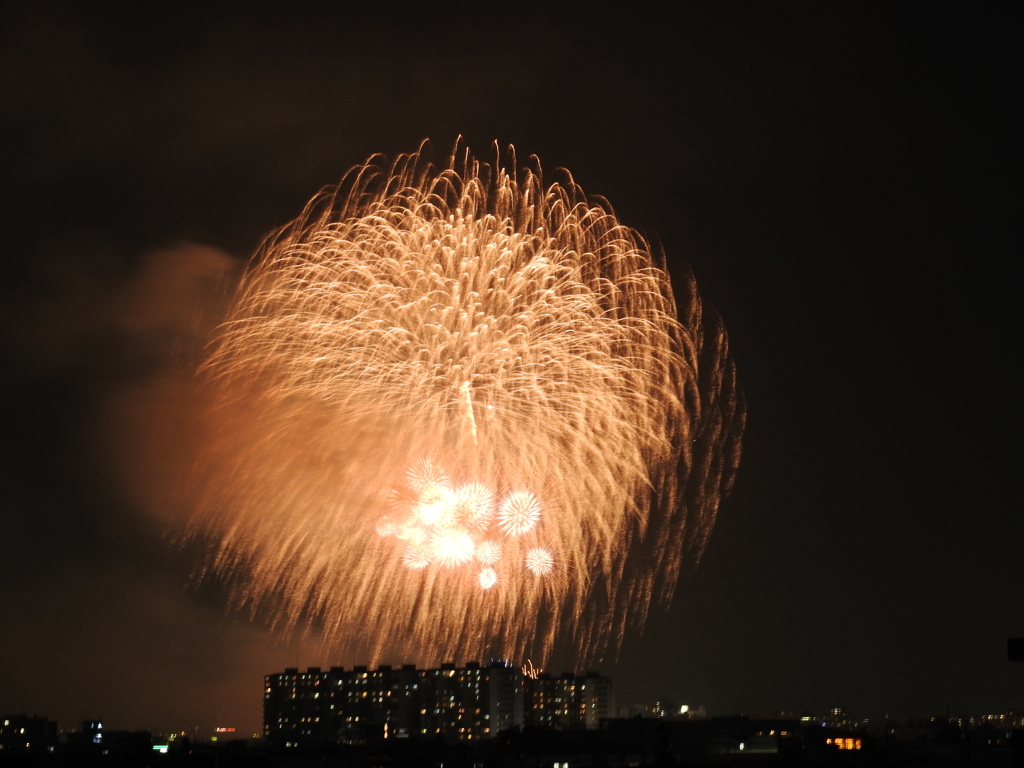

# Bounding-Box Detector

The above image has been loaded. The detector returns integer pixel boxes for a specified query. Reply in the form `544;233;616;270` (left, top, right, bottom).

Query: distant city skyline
6;700;1023;765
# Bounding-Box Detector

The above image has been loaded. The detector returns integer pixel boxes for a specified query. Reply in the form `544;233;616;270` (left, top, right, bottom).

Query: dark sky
1;2;1018;736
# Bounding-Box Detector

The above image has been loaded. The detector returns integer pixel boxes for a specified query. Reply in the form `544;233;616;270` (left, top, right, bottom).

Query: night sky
1;2;1018;737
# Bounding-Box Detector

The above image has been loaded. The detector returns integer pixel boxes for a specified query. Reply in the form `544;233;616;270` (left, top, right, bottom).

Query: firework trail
193;144;744;665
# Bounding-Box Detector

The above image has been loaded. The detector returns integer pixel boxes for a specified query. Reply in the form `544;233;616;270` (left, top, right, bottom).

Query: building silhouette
0;715;58;754
263;661;613;744
527;670;614;730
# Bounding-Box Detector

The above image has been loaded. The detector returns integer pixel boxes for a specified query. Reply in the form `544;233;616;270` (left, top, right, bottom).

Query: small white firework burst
474;539;502;565
415;501;445;527
402;544;431;569
525;547;554;576
479;567;498;589
497;490;542;536
407;459;450;500
452;482;495;531
431;531;476;567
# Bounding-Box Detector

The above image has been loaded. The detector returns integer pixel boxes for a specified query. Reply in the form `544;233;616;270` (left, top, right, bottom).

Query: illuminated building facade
264;662;612;744
264;661;525;744
527;671;614;730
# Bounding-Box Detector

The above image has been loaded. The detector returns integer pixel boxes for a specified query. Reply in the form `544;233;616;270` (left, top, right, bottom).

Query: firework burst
192;143;744;665
524;547;555;576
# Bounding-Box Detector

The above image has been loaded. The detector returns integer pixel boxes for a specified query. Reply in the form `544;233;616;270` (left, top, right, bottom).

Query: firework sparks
497;491;542;537
431;530;476;567
451;483;494;531
402;545;431;570
192;143;744;665
475;540;502;565
479;567;498;590
524;547;555;576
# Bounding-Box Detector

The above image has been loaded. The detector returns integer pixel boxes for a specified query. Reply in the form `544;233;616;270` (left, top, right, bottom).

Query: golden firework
193;143;744;665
